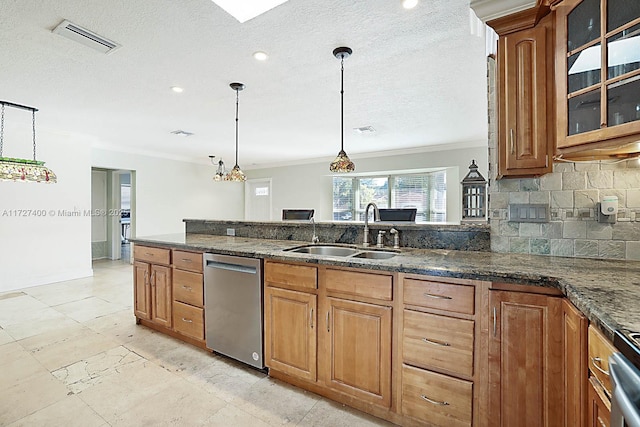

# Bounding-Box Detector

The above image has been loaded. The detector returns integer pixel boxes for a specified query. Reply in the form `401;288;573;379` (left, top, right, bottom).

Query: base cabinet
488;290;563;427
133;260;172;328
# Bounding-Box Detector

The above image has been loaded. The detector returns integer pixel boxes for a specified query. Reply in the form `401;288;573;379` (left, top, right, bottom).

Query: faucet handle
376;230;386;248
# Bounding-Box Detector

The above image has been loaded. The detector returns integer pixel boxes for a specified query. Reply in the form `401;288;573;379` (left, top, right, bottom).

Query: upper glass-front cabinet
557;0;640;149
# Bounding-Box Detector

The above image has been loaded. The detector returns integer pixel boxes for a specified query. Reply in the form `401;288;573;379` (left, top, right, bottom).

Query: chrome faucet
310;217;319;244
389;228;400;249
362;202;379;247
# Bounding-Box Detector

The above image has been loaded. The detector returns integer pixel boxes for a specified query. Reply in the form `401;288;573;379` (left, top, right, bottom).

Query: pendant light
209;155;226;181
0;101;57;183
225;82;246;182
329;47;355;173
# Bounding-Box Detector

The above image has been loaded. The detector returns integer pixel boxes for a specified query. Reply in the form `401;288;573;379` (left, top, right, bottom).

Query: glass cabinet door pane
568;0;601;51
608;75;640;126
607;0;640;32
568;89;601;135
568;44;601;93
607;23;640;79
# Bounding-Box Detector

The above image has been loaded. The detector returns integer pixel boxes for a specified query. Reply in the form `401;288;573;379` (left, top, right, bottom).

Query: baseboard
1;268;94;293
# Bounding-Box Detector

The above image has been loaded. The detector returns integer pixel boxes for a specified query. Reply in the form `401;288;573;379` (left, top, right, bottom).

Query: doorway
245;179;272;221
90;168;135;262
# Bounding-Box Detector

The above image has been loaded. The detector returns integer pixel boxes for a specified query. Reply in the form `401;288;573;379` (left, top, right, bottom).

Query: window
332;171;447;223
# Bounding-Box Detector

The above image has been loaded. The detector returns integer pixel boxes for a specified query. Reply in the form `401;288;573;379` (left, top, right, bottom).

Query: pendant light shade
0;101;57;183
329;47;355;173
225;82;246;182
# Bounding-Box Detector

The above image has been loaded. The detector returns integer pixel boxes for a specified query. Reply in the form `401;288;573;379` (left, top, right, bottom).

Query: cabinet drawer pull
145;252;154;257
181;258;192;263
422;337;450;347
510;128;515;154
181;285;192;291
423;293;452;300
309;308;314;329
181;318;193;323
420;394;449;406
597;416;606;427
591;357;610;376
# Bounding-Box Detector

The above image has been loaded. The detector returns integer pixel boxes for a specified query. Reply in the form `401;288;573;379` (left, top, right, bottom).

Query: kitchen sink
288;245;359;256
286;245;397;259
351;251;397;260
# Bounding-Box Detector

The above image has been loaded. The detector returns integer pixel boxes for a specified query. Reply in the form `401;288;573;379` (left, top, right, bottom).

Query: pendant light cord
0;104;4;157
340;56;344;152
235;88;239;167
32;110;37;161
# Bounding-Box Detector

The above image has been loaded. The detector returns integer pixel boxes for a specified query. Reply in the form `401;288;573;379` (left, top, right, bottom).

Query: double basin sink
286;245;398;260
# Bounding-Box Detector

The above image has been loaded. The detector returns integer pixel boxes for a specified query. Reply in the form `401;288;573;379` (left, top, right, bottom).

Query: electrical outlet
226;228;235;236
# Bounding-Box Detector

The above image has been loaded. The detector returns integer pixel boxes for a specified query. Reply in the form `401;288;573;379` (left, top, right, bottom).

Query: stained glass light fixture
329;47;355;173
0;101;57;183
225;82;246;182
461;160;487;222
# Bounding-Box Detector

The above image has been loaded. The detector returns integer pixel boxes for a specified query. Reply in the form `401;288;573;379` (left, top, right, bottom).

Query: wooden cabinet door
587;377;611;427
150;264;172;328
563;299;588;427
264;286;317;382
322;297;392;408
133;261;151;320
488;291;563;427
498;20;553;177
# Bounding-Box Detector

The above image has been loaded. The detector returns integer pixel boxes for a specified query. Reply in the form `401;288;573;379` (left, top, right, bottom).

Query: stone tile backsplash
486;57;640;260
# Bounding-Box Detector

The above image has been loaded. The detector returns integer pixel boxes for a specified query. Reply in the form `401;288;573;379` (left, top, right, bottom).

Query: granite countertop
131;233;640;344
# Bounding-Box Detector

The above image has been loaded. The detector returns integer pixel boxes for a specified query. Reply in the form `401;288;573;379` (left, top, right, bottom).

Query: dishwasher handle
205;260;258;275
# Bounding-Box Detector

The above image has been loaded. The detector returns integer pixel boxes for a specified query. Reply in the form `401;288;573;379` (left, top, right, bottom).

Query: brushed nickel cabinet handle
150;272;156;286
143;271;149;286
510;129;515;154
309;308;314;329
181;258;192;263
145;252;154;257
181;318;193;323
591;357;610;376
423;293;452;300
420;395;449;406
597;416;606;427
181;285;192;291
422;337;450;347
326;311;330;332
493;307;497;337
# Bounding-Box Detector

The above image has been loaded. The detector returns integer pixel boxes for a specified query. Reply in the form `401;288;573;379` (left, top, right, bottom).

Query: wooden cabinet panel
401;364;473;427
323;297;392;408
588;377;611;427
173;250;203;273
134;245;170;265
325;268;393;301
173;269;204;307
588;325;616;396
134;261;151;320
265;260;317;290
563;299;587;427
403;310;474;378
403;279;475;315
172;301;204;341
264;286;317;382
150;264;172;328
489;290;563;427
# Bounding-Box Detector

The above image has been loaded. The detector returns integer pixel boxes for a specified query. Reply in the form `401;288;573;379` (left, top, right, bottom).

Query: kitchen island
130;232;640;426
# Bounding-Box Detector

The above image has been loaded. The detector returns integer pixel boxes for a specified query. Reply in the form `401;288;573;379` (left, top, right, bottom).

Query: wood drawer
325;269;393;301
173;250;203;273
134;245;170;265
265;261;317;290
401;364;472;427
403;278;474;315
172;301;204;341
588;376;611;427
173;269;203;307
588;325;616;396
403;310;474;377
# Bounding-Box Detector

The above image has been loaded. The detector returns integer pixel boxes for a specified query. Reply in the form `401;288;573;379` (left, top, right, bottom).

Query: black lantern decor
461;160;487;222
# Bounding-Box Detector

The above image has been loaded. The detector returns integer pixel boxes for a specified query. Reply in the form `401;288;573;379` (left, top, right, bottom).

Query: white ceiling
0;0;488;169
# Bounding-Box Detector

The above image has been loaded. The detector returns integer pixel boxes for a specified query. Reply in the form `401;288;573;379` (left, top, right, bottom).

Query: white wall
0;131;93;292
245;145;488;223
91;148;244;237
91;170;107;242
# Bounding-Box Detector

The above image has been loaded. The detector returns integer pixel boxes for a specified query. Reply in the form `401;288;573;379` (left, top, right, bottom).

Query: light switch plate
508;204;550;223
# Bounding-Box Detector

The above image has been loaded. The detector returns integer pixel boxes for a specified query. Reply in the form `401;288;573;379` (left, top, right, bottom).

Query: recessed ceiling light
402;0;418;9
253;51;269;61
171;86;184;93
211;0;289;23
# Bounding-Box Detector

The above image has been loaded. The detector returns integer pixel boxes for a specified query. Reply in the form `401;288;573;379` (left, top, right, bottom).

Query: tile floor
0;259;394;426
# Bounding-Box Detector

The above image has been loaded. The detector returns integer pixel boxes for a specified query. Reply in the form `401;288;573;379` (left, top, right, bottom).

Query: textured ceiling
0;0;488;168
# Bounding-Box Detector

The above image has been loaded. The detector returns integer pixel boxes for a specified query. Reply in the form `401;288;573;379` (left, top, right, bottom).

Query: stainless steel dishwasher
203;253;264;369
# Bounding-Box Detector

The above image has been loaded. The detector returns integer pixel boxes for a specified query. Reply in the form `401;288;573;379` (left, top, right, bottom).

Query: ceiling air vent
52;20;121;54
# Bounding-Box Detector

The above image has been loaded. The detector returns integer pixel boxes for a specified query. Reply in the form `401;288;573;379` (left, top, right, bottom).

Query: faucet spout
363;202;379;247
310;217;319;244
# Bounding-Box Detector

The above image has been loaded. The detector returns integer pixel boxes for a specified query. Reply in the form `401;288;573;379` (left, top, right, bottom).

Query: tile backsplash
487;57;640;260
